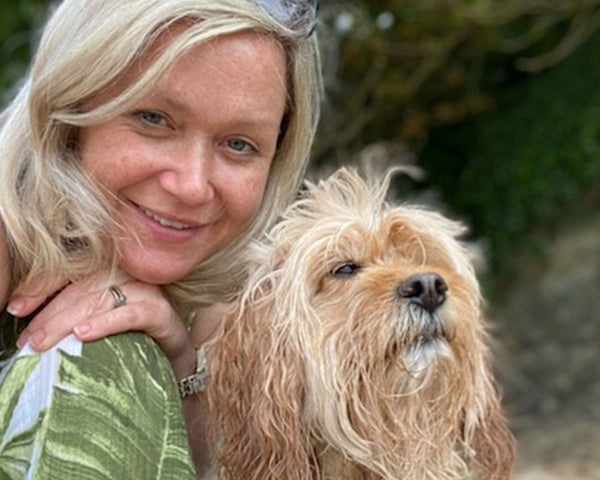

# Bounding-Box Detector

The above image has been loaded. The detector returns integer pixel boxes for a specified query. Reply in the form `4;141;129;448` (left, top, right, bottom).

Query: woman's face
79;32;287;284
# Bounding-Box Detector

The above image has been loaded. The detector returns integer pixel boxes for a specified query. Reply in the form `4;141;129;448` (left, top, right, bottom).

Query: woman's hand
9;274;196;379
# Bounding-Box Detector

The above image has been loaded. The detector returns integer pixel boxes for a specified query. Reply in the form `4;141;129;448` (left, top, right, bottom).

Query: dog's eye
332;262;360;276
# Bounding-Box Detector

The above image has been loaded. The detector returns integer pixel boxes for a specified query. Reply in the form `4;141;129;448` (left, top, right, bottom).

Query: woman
0;0;321;477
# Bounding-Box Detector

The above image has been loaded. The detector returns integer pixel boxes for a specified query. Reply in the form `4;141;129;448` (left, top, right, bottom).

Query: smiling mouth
137;204;195;231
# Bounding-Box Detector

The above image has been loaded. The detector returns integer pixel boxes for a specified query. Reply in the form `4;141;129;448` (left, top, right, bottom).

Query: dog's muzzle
397;272;450;348
398;272;447;313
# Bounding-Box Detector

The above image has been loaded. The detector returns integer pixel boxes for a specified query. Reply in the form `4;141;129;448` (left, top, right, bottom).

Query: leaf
0;354;42;478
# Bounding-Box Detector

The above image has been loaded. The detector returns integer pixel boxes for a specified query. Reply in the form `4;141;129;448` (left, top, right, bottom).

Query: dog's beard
205;168;515;480
400;303;453;374
294;284;486;479
208;251;507;479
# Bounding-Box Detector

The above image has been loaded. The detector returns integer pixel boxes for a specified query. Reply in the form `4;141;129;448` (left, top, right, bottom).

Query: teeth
139;206;191;230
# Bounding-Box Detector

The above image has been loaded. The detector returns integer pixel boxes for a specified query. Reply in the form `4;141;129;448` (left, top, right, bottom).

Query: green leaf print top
0;318;196;480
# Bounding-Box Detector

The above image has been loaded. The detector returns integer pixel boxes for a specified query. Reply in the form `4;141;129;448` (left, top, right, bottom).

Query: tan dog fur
203;167;515;480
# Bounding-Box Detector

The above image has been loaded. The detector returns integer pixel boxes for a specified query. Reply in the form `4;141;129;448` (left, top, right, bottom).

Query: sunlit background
2;1;599;478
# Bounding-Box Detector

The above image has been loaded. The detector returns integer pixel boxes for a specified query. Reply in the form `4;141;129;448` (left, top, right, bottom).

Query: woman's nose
158;143;216;206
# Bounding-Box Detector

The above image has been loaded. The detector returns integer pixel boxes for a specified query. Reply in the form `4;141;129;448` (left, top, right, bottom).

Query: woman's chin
119;256;196;285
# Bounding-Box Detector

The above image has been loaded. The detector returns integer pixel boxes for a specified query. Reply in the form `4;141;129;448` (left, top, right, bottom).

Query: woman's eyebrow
147;91;189;112
148;91;282;130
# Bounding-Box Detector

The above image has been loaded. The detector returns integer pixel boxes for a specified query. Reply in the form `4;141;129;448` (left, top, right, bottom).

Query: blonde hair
0;0;322;313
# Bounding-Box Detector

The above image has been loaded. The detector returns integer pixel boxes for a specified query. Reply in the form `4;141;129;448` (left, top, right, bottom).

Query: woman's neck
191;303;229;346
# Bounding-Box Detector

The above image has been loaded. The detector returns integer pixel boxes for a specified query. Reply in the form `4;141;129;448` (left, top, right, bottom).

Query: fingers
17;281;112;350
72;296;196;379
8;274;71;318
74;300;192;361
16;279;192;368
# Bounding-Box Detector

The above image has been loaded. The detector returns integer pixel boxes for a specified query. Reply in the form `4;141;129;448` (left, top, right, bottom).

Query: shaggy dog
202;167;515;480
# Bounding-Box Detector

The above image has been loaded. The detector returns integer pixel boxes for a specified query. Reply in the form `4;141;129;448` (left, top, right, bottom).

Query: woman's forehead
89;27;287;108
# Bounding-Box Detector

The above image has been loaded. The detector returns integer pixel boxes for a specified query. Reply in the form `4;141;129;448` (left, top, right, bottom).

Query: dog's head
208;167;515;480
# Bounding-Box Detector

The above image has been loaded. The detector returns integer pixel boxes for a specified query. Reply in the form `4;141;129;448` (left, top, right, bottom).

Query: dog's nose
399;272;448;313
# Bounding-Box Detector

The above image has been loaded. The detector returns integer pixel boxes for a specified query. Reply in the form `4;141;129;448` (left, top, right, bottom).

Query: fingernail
74;323;92;337
16;332;29;349
7;298;25;316
30;330;46;349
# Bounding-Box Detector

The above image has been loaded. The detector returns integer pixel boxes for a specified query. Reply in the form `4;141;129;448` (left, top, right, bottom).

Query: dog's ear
468;381;516;480
206;291;316;480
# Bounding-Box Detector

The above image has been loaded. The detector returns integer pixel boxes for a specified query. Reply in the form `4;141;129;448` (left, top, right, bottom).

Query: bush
315;0;600;158
420;28;600;282
0;0;47;101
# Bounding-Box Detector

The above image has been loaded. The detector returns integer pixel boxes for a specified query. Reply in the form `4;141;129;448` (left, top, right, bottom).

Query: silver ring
109;285;127;308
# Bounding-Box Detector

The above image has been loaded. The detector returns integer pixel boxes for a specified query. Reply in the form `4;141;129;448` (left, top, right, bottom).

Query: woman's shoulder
0;333;196;479
1;332;180;393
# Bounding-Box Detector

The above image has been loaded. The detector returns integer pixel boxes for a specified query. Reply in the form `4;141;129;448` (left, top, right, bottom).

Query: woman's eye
134;110;167;127
226;138;256;153
332;262;360;276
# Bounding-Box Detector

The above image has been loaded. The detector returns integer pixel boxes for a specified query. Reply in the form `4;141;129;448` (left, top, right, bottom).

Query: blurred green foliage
316;0;600;159
314;0;600;289
421;29;600;281
0;0;47;101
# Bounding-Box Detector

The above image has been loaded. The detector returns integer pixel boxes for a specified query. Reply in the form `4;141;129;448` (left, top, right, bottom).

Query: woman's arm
6;270;224;475
11;275;197;379
181;303;230;476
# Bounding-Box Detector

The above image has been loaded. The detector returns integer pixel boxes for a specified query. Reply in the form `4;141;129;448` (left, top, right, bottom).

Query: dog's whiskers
398;302;448;342
205;167;515;480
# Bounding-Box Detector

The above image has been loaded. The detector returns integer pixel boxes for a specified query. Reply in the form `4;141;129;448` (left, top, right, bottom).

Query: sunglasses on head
254;0;319;37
